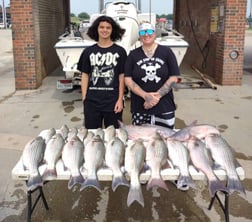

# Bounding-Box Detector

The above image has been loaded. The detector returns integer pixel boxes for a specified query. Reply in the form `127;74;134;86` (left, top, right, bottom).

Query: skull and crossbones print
141;63;161;83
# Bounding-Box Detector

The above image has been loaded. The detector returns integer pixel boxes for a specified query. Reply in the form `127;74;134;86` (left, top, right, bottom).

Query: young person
77;16;127;129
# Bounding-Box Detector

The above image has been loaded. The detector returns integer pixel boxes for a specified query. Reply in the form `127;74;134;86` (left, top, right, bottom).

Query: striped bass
22;136;46;191
187;136;228;197
205;134;246;196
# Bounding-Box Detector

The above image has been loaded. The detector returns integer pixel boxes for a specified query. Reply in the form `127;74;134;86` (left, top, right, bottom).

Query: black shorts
84;102;122;129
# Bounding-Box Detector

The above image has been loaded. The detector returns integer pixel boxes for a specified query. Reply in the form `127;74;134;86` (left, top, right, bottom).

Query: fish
95;128;104;141
166;138;195;189
187;136;228;197
168;124;220;141
61;135;85;189
117;127;128;145
104;125;116;144
77;126;88;142
145;133;169;191
22;136;46;191
105;137;129;191
205;134;246;195
81;135;105;192
118;121;174;141
42;133;65;180
83;131;95;146
67;127;78;141
59;124;69;141
39;128;56;144
124;139;146;207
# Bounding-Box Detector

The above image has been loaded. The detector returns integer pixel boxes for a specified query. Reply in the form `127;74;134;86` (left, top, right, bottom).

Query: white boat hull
55;37;188;79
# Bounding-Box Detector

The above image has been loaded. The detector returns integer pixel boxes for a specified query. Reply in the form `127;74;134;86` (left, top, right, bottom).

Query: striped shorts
132;111;175;129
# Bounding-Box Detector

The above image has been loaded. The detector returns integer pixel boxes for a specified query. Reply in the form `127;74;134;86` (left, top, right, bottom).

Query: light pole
1;0;6;28
250;0;252;18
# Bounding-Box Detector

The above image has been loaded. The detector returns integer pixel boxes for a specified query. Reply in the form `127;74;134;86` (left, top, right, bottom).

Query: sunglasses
139;29;154;36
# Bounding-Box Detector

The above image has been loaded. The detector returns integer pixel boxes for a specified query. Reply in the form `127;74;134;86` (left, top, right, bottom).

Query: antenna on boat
148;0;153;24
99;0;104;13
138;0;141;11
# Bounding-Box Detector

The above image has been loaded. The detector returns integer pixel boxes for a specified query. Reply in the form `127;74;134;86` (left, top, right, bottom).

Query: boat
54;0;189;89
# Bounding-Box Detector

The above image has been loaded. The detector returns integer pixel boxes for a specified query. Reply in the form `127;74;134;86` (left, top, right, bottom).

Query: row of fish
21;122;245;207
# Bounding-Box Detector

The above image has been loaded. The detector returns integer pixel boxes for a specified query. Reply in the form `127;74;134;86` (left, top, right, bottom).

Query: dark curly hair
87;15;125;42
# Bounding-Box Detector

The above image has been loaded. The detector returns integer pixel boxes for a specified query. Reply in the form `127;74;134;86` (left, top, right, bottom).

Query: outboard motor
105;0;139;54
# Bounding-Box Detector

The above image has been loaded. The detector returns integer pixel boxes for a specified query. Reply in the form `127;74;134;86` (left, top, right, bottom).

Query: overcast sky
71;0;173;15
2;0;252;17
70;0;251;17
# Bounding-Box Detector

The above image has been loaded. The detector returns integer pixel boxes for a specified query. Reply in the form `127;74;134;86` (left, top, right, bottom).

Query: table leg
208;191;229;222
26;183;49;222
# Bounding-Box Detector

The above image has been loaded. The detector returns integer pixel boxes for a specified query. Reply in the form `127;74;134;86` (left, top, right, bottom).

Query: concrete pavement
0;29;252;221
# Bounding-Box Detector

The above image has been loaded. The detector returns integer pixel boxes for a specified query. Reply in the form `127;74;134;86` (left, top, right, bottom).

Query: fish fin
80;177;101;192
68;175;85;190
27;175;43;191
227;177;246;196
208;179;228;197
112;175;129;192
118;120;124;128
127;184;144;207
234;159;242;168
162;160;172;170
188;120;197;126
63;164;68;172
142;163;149;172
177;175;196;189
42;168;57;180
212;162;223;170
146;178;168;191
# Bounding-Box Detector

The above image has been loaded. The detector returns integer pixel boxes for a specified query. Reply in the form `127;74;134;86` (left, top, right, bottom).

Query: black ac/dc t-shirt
77;43;127;111
124;44;180;114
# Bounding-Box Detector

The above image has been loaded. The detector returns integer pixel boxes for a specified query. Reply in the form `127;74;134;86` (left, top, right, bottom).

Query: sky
70;0;173;15
2;0;252;17
70;0;252;17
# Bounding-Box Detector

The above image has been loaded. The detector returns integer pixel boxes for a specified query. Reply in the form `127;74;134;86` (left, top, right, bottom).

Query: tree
156;14;173;20
70;13;76;17
78;12;90;20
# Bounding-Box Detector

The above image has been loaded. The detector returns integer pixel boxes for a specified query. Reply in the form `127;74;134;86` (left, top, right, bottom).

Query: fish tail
177;175;196;189
112;175;129;192
80;177;101;192
209;179;228;197
227;177;246;196
27;174;43;191
68;174;85;190
42;168;57;180
146;178;168;191
127;184;144;207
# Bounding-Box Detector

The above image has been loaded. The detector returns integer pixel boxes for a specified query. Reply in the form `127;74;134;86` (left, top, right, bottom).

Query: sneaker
170;180;189;191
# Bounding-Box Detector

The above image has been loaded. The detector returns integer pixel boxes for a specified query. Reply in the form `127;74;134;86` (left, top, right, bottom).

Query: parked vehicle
0;23;5;29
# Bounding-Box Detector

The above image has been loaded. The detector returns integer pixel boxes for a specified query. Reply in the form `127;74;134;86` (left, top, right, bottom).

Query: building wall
11;0;70;89
10;0;248;88
175;0;247;85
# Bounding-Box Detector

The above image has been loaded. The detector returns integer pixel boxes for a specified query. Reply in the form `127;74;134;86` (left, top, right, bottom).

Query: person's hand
114;99;124;113
82;95;86;102
143;92;161;109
